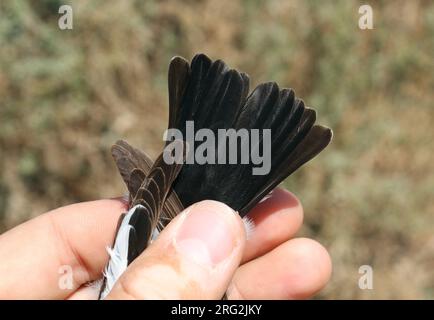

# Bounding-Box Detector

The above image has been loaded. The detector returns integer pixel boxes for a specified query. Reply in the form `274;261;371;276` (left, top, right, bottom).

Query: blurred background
0;0;433;299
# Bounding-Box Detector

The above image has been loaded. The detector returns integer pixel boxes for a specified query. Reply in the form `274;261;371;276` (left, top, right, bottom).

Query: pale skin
0;188;331;299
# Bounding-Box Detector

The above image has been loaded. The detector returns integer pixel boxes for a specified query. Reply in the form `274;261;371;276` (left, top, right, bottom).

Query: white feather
99;205;142;299
242;216;255;240
151;228;160;242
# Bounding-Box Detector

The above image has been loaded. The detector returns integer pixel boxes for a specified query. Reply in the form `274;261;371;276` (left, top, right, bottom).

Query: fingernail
174;200;237;267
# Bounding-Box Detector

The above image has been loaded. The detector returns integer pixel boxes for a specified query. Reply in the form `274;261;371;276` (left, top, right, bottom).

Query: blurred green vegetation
0;0;433;299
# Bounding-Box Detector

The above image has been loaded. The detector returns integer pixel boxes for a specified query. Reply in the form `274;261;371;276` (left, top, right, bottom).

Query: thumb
106;200;246;299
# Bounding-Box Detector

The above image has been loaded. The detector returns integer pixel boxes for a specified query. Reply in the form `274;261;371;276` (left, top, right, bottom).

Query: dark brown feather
168;57;191;130
132;140;185;234
111;139;185;220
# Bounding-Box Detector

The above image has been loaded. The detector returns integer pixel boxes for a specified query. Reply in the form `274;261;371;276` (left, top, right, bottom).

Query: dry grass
0;0;433;298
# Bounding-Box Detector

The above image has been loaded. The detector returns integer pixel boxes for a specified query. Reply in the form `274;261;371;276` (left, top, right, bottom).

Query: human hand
0;188;331;299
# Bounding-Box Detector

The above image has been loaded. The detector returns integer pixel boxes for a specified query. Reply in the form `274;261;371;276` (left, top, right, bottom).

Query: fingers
107;200;246;299
0;188;318;300
227;238;332;300
67;283;101;300
242;188;303;263
0;199;126;299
